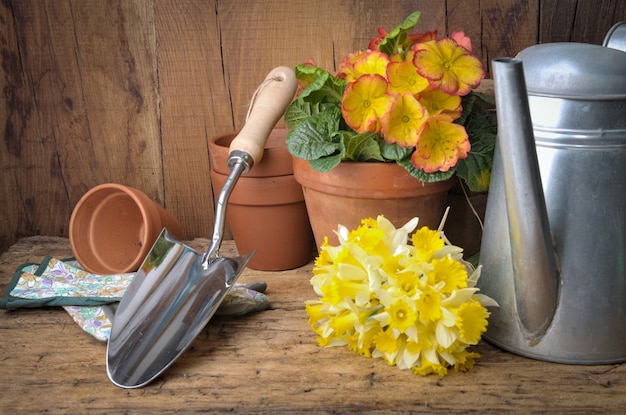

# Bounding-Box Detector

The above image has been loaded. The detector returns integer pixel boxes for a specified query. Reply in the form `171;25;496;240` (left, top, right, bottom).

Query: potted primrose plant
284;11;496;248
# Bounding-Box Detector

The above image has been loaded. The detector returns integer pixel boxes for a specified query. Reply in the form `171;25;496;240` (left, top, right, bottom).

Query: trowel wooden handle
229;66;297;167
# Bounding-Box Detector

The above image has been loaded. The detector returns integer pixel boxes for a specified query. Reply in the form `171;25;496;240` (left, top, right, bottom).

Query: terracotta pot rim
209;128;292;177
210;170;304;205
69;183;180;274
293;157;455;198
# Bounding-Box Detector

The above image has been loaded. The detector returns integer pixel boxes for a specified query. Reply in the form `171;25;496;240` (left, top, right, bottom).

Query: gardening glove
1;257;270;341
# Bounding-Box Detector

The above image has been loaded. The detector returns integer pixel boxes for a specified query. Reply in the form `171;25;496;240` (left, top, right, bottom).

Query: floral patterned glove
1;257;270;341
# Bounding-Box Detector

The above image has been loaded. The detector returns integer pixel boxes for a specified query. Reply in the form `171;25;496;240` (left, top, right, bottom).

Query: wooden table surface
1;236;625;414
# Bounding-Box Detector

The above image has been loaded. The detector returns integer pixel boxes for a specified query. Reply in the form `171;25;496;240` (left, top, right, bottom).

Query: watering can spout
491;58;559;339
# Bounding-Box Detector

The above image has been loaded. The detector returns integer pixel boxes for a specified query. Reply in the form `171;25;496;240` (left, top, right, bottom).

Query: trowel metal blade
106;229;253;388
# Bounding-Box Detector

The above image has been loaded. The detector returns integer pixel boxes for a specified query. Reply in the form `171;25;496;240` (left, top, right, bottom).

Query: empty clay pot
209;128;314;271
69;183;182;274
209;128;293;177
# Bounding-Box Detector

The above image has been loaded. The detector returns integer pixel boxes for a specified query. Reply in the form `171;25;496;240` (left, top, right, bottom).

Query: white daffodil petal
436;320;457;348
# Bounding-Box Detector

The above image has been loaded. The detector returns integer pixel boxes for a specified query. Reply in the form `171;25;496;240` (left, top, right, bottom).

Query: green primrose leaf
454;99;497;192
377;11;422;56
397;158;456;183
455;138;495;192
309;153;343;172
285;100;337;129
295;65;347;104
379;140;412;161
343;132;385;162
286;122;340;160
285;107;343;160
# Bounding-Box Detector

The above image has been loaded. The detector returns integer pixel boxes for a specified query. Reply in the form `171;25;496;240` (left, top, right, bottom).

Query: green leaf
454;90;497;192
456;139;495;192
397;158;456;183
286;121;341;161
455;157;492;192
457;91;496;127
312;106;342;136
457;91;478;126
343;132;385;162
295;65;346;104
309;154;343;172
284;100;313;128
377;11;422;56
285;100;336;129
379;140;412;161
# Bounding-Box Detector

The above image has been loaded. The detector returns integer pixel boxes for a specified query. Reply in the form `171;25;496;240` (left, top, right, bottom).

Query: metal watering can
479;26;626;364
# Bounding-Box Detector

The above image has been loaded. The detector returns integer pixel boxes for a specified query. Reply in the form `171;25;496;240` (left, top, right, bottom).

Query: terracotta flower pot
293;157;455;248
209;128;294;177
69;183;182;275
208;128;314;271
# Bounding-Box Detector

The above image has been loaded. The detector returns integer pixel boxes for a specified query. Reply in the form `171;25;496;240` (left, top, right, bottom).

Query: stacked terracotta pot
209;128;315;271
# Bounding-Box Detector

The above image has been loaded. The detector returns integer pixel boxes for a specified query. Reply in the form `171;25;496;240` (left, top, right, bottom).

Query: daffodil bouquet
285;11;496;192
306;215;498;376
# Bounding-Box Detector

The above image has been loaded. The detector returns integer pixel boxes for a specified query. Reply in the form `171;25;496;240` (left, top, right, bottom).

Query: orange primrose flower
337;50;390;82
411;114;470;172
342;74;394;133
412;38;485;96
381;93;429;147
368;27;389;50
386;60;429;95
417;88;462;119
404;30;438;49
451;31;473;52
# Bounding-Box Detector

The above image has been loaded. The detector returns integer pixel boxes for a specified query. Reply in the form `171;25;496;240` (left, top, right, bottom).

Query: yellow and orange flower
337;50;390;82
386;60;429;95
412;38;485;96
285;11;495;191
338;35;483;172
381;93;429;147
342;74;394;133
417;87;462;119
410;114;470;172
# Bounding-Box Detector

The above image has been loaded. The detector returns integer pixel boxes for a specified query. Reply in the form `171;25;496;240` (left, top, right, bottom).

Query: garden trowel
106;66;297;388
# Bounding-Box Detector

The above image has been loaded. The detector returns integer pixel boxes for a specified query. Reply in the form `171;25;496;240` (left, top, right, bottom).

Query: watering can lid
516;42;626;98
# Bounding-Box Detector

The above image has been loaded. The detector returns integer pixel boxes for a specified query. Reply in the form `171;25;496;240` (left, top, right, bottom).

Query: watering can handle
228;66;298;169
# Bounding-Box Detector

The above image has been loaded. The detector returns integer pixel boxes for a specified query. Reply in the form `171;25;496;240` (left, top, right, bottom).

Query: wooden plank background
1;0;625;254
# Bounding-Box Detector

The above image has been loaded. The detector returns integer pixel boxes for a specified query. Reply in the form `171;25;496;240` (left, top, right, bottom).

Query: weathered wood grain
540;0;626;44
0;236;625;414
1;0;163;250
1;0;625;255
479;0;540;69
156;0;230;241
0;1;74;250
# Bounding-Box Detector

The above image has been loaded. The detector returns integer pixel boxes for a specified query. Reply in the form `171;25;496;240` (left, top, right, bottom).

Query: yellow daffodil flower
456;301;490;344
412;226;445;262
387;298;418;333
306;215;497;377
429;256;469;294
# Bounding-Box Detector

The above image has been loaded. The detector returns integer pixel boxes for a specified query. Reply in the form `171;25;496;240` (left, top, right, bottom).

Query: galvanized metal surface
479;42;626;364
